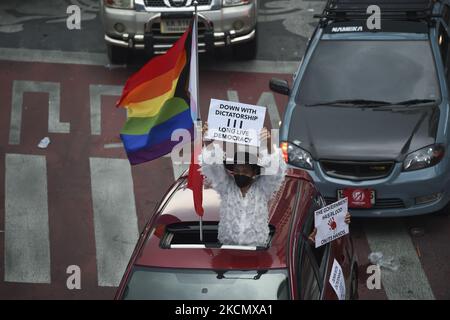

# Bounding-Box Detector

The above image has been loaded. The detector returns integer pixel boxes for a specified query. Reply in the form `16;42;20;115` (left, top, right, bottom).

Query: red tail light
280;142;289;163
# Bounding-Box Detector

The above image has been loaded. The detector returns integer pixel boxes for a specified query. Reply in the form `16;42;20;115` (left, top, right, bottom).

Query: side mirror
269;78;290;96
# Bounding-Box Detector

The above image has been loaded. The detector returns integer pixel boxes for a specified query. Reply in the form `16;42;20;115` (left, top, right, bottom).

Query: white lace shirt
199;144;287;247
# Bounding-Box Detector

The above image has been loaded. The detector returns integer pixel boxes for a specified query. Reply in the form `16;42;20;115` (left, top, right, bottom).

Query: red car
115;168;358;300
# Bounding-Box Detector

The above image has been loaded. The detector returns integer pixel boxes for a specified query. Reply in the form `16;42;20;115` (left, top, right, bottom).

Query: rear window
296;40;441;105
122;267;289;300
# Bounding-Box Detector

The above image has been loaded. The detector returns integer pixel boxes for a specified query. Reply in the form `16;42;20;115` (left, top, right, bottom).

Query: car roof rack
159;222;275;251
315;0;440;26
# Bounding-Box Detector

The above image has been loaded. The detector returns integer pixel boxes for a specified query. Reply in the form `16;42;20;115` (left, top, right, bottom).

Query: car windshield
296;40;441;106
122;267;289;300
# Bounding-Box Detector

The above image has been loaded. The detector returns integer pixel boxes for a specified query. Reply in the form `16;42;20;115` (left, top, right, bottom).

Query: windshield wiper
393;99;437;106
306;99;392;107
215;270;267;280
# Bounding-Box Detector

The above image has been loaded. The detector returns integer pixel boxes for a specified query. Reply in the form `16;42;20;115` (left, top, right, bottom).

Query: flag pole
194;1;201;121
193;0;203;242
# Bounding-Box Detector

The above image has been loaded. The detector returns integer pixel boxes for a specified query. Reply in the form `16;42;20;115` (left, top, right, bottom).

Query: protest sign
329;259;346;300
206;99;266;147
314;198;349;248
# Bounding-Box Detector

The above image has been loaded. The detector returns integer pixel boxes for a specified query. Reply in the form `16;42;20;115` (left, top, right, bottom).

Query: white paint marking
104;143;123;149
0;47;298;74
257;92;281;129
90;157;139;287
0;47;109;66
5;154;51;283
172;163;189;180
9;80;70;145
365;221;435;300
227;90;240;102
227;90;281;129
89;84;124;136
206;59;299;74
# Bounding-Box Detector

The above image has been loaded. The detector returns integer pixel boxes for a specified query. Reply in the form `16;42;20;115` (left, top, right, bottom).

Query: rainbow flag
117;24;194;165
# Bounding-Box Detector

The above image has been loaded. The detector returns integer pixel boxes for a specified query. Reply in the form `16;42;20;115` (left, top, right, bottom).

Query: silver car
100;0;258;63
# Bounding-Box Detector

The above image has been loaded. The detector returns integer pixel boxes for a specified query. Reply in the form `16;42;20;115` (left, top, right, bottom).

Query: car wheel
350;266;359;300
107;44;128;65
232;30;258;60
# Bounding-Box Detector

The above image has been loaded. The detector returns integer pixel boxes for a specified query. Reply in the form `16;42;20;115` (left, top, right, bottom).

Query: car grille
320;160;394;181
144;0;212;7
149;20;210;53
324;197;405;209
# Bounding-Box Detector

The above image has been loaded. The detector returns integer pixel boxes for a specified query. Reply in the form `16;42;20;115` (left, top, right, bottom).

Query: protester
198;124;286;247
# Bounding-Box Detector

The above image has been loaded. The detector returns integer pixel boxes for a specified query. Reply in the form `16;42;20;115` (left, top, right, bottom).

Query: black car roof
328;0;434;11
316;0;439;27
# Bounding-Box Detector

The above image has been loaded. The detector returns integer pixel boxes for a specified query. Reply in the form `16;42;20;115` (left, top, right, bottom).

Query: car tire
350;265;359;300
107;44;128;65
232;30;258;60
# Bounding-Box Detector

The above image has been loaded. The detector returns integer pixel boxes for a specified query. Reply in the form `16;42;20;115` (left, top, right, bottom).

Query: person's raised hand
308;228;317;244
345;212;351;224
202;121;208;137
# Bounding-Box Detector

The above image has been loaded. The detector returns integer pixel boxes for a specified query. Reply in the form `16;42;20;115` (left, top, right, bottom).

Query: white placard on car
314;197;349;248
329;259;346;300
206;98;266;147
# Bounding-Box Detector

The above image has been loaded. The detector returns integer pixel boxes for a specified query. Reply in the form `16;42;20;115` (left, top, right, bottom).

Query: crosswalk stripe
257;92;281;130
227;90;239;102
364;220;435;300
89;157;139;287
9;80;70;145
89;84;123;135
4;154;51;283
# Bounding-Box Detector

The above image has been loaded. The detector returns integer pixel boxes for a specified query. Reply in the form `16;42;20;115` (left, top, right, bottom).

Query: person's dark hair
224;151;261;175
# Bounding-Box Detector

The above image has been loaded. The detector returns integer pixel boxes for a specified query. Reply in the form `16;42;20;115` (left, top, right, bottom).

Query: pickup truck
100;0;258;63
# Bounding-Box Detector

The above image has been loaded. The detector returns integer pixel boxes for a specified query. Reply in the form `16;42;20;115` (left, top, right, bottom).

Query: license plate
160;19;190;34
337;188;375;209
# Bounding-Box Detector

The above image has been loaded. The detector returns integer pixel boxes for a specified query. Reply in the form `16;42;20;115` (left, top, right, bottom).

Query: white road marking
259;0;325;39
0;47;109;65
0;0;99;34
227;90;281;129
0;47;299;74
172;163;189;180
89;157;139;287
89;84;124;135
227;90;239;102
9;80;70;145
364;220;435;300
257;92;281;130
207;59;299;74
104;142;123;149
4;154;51;283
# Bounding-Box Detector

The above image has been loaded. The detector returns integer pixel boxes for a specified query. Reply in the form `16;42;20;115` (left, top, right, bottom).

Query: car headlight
104;0;134;9
282;142;314;170
223;0;251;7
403;144;445;171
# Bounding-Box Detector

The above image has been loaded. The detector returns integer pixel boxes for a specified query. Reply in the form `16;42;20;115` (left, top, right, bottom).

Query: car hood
288;105;440;161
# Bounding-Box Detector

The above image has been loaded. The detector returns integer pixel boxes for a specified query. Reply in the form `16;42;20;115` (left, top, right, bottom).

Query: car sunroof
159;222;276;250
